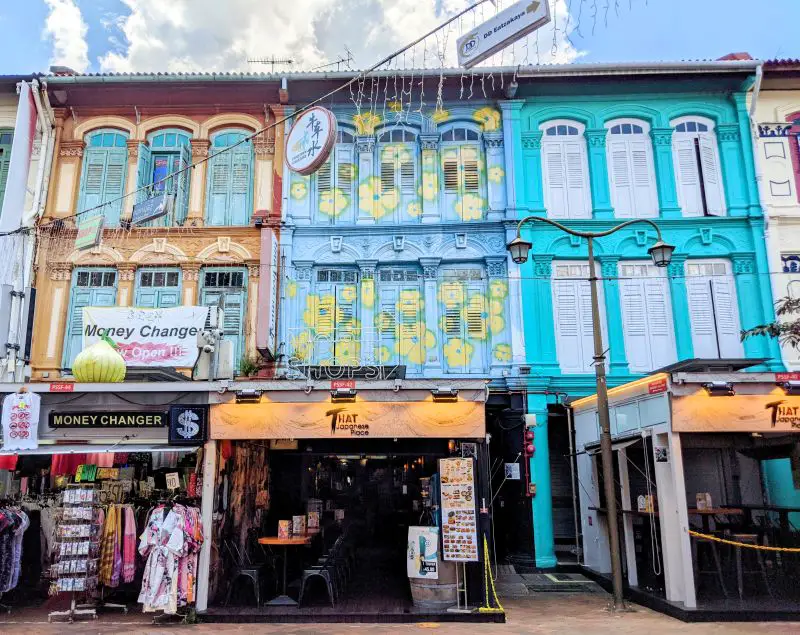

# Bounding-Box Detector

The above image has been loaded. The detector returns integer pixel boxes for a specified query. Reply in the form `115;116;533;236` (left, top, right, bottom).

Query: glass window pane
167;272;179;287
141;272;153;287
687;122;697;132
77;271;89;286
556;125;566;136
152;135;163;148
104;272;116;286
165;133;176;147
698;123;708;132
633;125;642;133
454;128;466;141
233;272;244;287
90;272;102;286
153;272;165;287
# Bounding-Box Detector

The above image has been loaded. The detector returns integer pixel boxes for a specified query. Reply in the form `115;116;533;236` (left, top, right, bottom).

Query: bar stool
731;533;773;600
691;533;729;599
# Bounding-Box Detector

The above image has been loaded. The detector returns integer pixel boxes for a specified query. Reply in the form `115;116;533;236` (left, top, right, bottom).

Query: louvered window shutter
443;156;459;192
553;278;583;373
608;139;633;218
441;281;467;370
136;142;152;202
699;134;725;216
378;286;399;363
643;276;676;369
206;152;231;226
465;288;486;341
630;139;658;218
577;279;595;372
711;276;742;356
0;154;10;209
673;137;702;217
462;145;480;193
686;276;716;357
102;150;127;226
621;277;648;372
543;143;566;218
564;141;590;218
335;145;355;222
229;144;252;226
79;149;108;225
318;159;332;192
175;143;192;224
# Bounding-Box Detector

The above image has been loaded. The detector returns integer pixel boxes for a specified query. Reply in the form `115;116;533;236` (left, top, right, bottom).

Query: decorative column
667;256;694;361
253;133;276;220
500;100;526;219
116;263;137;307
418;134;440;225
732;92;764;217
521;132;545;215
527;256;559;375
585;129;614;219
528;392;557;569
505;223;527;370
357;260;377;365
356;136;376;225
245;261;260;359
485;256;510;376
731;255;781;367
180;263;201;307
650;128;681;219
187;139;210;227
419;257;442;376
599;256;629;376
716;124;748;217
31;263;73;377
484;132;506;222
52;140;85;221
123;139;141;222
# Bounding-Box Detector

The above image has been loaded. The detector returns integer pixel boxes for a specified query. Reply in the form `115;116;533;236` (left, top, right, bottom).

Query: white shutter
711;276;742;357
577;278;596;372
686;276;716;357
543;142;567;219
699;134;725;216
608;139;634;218
630;138;658;218
643;276;676;369
620;277;649;372
564;140;591;219
673;137;702;217
553;278;584;373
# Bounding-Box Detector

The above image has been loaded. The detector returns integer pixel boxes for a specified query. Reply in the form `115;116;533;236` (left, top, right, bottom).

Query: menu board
439;457;478;562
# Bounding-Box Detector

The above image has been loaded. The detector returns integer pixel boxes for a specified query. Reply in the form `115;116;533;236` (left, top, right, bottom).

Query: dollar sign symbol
177;410;200;439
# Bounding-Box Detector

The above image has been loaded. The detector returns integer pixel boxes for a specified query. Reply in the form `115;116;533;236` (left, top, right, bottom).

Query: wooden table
259;535;314;606
687;508;744;534
736;504;800;536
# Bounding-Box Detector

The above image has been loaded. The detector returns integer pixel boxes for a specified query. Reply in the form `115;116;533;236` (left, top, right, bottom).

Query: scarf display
122;505;137;583
98;504;133;588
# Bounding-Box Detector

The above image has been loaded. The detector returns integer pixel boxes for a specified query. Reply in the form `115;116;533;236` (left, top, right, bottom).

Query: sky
0;0;798;76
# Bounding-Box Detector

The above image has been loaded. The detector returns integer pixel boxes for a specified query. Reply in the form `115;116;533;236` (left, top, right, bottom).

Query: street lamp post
507;216;674;610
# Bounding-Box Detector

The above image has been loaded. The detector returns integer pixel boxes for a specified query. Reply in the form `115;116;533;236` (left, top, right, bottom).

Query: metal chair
298;546;338;607
223;540;262;607
731;533;773;600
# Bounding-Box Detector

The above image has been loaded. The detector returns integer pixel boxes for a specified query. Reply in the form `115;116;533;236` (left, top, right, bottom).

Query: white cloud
42;0;90;73
99;0;583;73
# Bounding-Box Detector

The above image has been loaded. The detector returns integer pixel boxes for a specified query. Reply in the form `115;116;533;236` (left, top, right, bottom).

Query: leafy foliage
741;297;800;348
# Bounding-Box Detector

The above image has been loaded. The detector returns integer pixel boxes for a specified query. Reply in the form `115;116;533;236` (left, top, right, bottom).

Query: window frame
205;127;254;226
539;119;592;220
439;123;486;222
313;126;357;225
670;115;726;217
375;124;420;224
78;128;129;227
0;127;15;211
604;117;658;219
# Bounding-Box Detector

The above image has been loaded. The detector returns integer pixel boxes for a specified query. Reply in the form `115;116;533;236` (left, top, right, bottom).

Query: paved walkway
1;594;798;634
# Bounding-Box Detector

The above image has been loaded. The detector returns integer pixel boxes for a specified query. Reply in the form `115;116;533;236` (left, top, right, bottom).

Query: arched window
0;129;13;210
314;126;356;224
135;128;192;225
539;120;591;219
78;128;129;226
671;116;726;217
375;126;419;223
206;128;253;226
604;118;658;218
440;124;484;222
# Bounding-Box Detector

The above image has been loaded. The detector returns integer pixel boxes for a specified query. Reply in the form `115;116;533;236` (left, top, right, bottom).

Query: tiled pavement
1;593;799;634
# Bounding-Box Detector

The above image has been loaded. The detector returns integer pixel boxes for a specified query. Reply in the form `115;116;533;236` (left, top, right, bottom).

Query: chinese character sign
2;391;41;451
285;107;337;175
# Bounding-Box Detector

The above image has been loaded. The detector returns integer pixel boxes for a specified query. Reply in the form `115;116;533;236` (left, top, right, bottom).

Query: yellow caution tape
478;535;505;614
688;529;800;553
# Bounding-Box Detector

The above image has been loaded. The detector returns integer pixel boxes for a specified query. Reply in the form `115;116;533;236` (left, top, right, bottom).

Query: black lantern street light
506;216;674;610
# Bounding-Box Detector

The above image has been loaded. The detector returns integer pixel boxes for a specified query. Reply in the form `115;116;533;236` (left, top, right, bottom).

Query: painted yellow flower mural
388;101;403;113
361;279;375;308
335;339;361;366
398;289;424;314
286;280;297;299
487;166;505;184
381;144;412;163
375;345;393;363
444;338;474;368
488;299;505;334
493;343;512;363
432;109;450;125
290;181;308;200
340;285;357;303
397;326;436;365
302;294;335;337
406;201;422;218
290;330;314;363
358;177;381;214
353;112;381;135
455;193;485;221
489;279;508;300
438;282;465;305
318;189;349;217
421;172;438;201
473;107;501;132
378;188;400;217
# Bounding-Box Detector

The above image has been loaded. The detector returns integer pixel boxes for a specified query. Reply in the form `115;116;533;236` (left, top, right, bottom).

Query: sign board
407;526;439;579
50;382;74;393
211;398;486;440
165;472;180;491
457;0;551;68
672;393;800;433
168;405;208;445
777;373;800;382
285;106;337;175
132;193;174;225
74;215;104;251
82;306;209;367
504;462;521;480
1;392;41;451
331;379;356;390
648;377;668;395
49;411;167;428
439;457;479;562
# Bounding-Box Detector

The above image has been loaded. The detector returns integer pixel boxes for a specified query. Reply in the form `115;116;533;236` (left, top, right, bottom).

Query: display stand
48;484;99;623
447;562;472;614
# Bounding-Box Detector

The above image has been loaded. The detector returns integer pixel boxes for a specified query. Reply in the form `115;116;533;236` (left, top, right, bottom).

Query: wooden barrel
409;560;458;610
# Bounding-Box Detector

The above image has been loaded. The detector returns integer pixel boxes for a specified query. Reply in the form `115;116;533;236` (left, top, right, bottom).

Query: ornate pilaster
528;255;559;374
356;260;378;365
190;139;210;159
58;140;85;158
187;140;210;225
484;256;507;279
598;256;628;375
420;134;441;225
665;255;693;360
585;129;614;219
484;132;507;222
126;139;140;159
180;263;202;306
356;136;377;224
419;258;442;375
716;122;748;216
48;262;74;281
116;263;137;307
649;128;681;218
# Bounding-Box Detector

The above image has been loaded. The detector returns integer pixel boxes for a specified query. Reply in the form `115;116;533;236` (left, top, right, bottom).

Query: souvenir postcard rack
48;484;100;622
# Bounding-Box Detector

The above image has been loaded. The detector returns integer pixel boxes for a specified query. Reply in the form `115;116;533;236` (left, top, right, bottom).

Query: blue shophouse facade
505;62;784;567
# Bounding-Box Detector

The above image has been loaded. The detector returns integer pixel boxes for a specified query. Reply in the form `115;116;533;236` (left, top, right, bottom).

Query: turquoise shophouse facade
504;61;784;567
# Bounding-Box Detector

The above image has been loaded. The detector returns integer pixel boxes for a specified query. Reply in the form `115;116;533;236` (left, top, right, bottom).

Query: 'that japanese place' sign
285;107;337;175
457;0;551;68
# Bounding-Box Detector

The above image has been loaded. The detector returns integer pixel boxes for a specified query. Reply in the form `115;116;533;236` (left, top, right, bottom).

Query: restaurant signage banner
132;193;174;225
407;526;439;579
439;458;479;562
82;306;209;367
456;0;551;68
49;411;167;428
210;399;485;439
285;107;337;175
672;393;800;433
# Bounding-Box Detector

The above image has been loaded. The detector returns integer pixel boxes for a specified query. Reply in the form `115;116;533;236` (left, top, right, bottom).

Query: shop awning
0;443;198;456
585;437;642;455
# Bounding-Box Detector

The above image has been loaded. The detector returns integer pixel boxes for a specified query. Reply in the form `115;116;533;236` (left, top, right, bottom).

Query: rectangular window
63;268;118;370
438;271;487;373
542;139;592;220
685;260;742;358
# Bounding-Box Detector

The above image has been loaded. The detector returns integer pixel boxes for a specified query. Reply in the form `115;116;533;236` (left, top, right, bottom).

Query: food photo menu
438;457;479;562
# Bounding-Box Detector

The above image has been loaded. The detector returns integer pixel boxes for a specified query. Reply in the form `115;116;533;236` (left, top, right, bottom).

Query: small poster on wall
407;526;439;579
439;457;479;562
